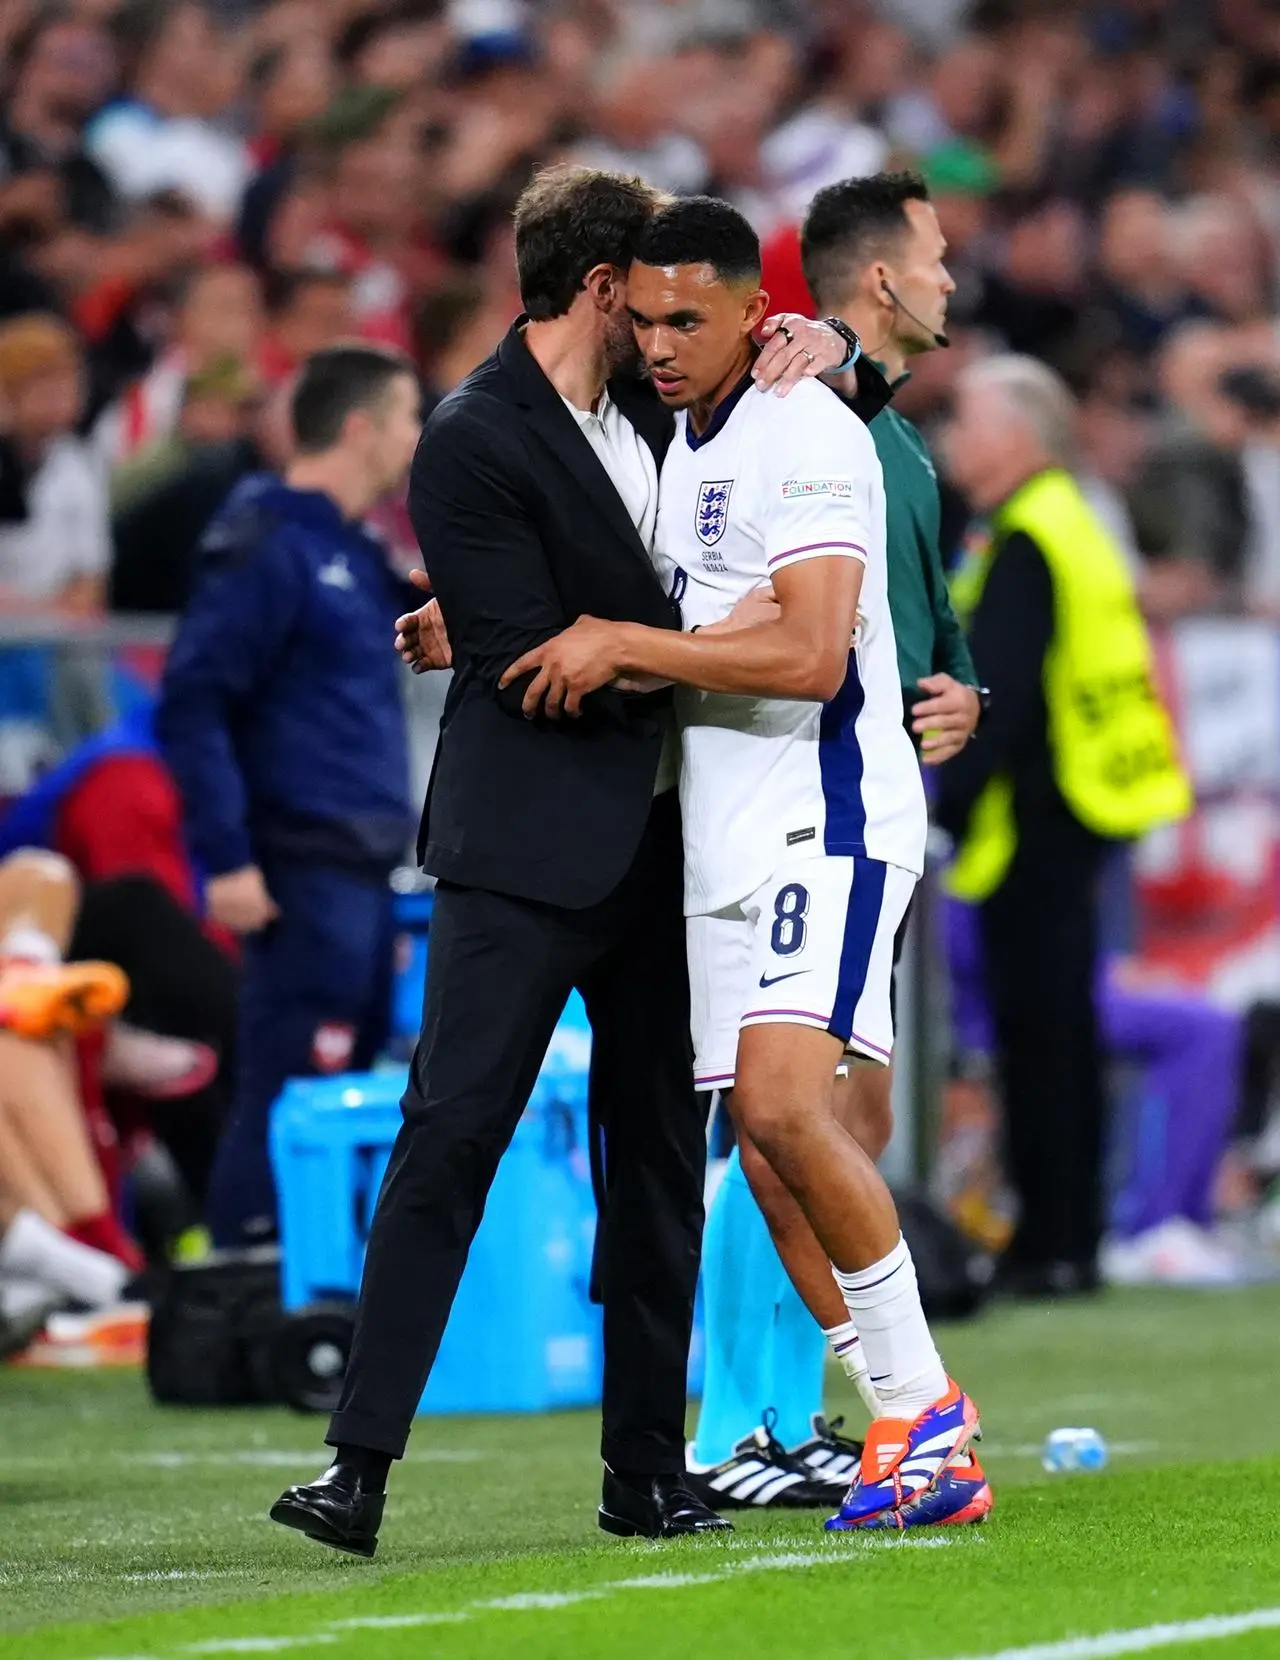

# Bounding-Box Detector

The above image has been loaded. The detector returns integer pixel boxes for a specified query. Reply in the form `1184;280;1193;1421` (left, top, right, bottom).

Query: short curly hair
514;165;665;320
634;196;761;286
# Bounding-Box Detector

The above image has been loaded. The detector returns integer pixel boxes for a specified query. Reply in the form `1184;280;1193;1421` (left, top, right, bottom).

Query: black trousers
979;815;1110;1271
328;792;704;1473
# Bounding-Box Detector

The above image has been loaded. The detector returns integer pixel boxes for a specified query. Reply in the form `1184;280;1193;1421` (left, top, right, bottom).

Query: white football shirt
651;373;927;915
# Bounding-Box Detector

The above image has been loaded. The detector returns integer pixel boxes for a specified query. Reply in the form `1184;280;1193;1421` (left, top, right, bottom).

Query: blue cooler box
271;996;603;1414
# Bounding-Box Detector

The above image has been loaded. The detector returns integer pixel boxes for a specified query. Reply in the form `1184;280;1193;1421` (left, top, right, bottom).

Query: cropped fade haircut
290;343;415;454
633;195;762;286
514;165;665;321
801;171;932;312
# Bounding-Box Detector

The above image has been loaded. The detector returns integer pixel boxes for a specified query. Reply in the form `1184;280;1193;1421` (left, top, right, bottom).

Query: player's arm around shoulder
499;387;871;715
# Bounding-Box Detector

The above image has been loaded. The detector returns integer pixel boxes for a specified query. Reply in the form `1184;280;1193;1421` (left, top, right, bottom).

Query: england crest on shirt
695;480;733;546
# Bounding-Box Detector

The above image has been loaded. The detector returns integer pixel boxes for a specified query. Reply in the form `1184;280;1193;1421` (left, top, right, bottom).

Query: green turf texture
2;1285;1278;1660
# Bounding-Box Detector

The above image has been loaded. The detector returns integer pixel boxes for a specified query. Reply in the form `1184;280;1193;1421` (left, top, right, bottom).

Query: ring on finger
801;348;815;364
777;323;794;345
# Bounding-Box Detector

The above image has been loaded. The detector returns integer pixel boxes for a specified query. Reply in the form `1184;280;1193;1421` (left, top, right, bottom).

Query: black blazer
409;322;680;909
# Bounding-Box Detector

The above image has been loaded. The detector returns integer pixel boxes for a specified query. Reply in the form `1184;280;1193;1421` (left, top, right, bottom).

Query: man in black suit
270;165;853;1556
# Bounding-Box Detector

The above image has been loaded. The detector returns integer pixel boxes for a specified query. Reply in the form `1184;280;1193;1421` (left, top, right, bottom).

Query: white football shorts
687;853;917;1092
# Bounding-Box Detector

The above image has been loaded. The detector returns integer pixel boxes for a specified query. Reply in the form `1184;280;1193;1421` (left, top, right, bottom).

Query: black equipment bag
146;1247;284;1406
894;1189;993;1321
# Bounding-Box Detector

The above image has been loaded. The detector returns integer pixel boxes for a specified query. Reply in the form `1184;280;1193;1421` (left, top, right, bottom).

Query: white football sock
0;1272;60;1323
833;1235;948;1422
822;1317;881;1419
0;1209;126;1308
0;926;60;965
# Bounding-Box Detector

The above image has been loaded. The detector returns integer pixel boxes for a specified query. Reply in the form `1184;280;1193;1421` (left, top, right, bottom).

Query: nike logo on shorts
758;970;807;989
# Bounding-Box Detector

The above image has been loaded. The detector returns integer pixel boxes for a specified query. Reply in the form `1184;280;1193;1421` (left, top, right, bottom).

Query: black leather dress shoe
269;1463;385;1558
599;1467;733;1538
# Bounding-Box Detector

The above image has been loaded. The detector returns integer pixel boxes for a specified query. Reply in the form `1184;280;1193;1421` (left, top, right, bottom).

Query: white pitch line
85;1543;962;1660
953;1607;1280;1660
0;1449;481;1472
121;1450;480;1470
93;1552;1280;1660
183;1642;339;1655
329;1613;469;1631
120;1572;239;1585
478;1590;606;1610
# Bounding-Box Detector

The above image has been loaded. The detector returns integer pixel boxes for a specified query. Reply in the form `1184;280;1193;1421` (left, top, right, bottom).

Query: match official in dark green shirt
803;170;980;766
791;168;980;1173
693;172;986;1425
873;386;977;711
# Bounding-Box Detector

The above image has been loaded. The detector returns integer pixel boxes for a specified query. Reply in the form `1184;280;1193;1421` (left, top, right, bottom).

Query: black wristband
821;316;863;370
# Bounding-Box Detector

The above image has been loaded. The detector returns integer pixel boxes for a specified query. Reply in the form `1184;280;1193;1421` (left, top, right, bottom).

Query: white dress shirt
561;387;677;794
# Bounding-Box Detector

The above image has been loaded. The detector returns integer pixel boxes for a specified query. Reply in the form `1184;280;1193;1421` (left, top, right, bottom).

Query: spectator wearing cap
0;314;109;614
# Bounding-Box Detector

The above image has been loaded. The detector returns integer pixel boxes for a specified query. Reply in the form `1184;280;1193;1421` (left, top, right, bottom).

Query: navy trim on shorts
828;856;887;1046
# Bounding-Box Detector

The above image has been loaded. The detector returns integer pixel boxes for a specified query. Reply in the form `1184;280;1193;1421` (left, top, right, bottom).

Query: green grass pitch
2;1285;1279;1660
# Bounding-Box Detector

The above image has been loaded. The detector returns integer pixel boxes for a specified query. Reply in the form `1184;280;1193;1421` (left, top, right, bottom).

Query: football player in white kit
502;196;979;1533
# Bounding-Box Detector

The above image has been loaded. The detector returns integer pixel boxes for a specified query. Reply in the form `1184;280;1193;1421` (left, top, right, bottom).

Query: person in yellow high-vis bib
937;356;1191;1298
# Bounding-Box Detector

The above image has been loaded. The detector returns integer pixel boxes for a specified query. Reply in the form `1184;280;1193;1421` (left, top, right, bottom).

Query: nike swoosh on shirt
758;970;808;989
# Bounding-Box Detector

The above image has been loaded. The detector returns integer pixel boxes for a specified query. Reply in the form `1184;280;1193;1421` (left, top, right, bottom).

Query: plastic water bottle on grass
1042;1427;1109;1473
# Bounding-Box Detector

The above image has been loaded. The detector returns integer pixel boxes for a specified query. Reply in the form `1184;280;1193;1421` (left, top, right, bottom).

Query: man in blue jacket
158;345;422;1247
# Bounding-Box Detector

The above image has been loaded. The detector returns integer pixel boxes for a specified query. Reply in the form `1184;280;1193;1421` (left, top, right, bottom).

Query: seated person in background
0;847;126;1039
0;711;198;910
0;725;240;1224
0;1185;130;1359
0;1027;140;1297
941;895;1247;1285
0;313;110;615
0;848;139;1349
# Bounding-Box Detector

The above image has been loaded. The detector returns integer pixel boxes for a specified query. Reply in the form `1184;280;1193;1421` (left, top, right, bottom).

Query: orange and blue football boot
824;1379;981;1531
842;1446;993;1531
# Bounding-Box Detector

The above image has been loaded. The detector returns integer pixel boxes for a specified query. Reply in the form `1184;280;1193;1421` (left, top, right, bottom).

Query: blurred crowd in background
4;0;1280;617
4;0;1280;1349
